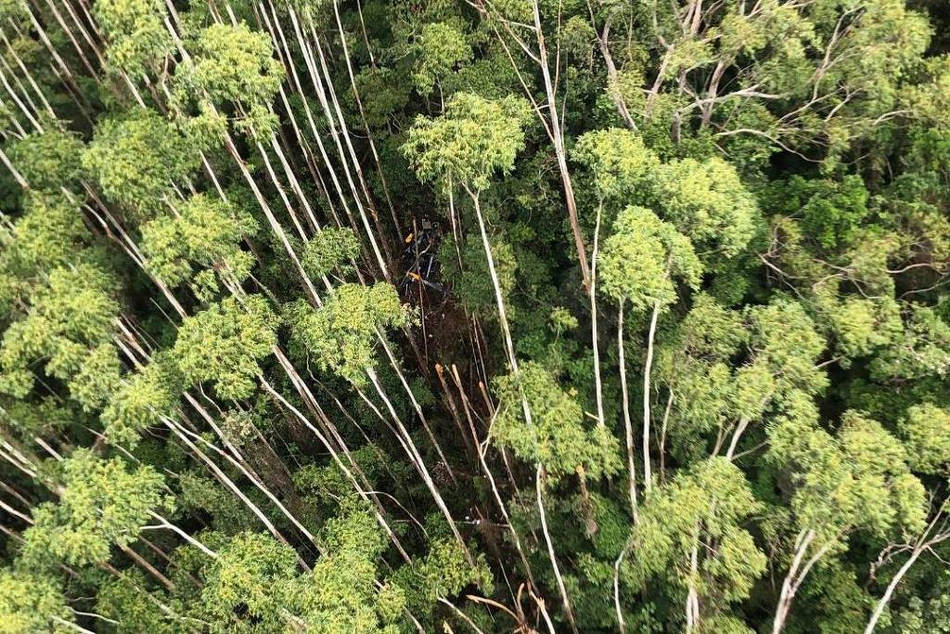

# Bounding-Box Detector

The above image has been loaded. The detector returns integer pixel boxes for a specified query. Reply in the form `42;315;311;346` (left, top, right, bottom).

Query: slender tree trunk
642;301;660;492
617;303;639;521
591;201;605;427
529;0;590;291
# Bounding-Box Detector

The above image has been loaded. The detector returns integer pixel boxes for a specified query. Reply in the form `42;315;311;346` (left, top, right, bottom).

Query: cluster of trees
1;0;950;631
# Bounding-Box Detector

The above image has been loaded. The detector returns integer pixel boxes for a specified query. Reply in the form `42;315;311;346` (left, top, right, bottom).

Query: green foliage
94;0;172;75
769;409;927;544
7;126;84;191
0;263;120;409
295;500;406;633
301;227;361;280
393;536;494;615
625;458;766;614
286;283;408;385
871;305;950;381
402;91;531;192
82;109;199;222
101;353;182;447
440;233;518;318
573;128;661;201
900;403;950;474
772;175;871;249
599;206;702;311
21;451;170;567
492;361;621;479
199;531;299;633
141;193;258;294
0;192;89;281
173;295;277;400
411;22;472;95
649;156;759;259
95;572;178;634
176;22;284;138
4;0;950;629
0;570;71;633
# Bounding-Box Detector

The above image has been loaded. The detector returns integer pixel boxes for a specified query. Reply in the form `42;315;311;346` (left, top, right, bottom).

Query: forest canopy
2;0;950;632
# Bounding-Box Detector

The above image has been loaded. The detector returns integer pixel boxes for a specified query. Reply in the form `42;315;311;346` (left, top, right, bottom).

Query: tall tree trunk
642;301;660;492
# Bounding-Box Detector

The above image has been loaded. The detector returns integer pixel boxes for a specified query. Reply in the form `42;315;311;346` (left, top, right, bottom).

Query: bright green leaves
625;458;766;607
402;92;531;193
301;227;361;280
173;295;277;400
200;531;298;633
196;504;425;633
295;501;407;633
141;193;258;296
838;412;927;536
573;129;758;262
0;570;71;633
7;125;84;191
411;22;472;95
871;305;950;381
817;291;902;360
82;108;199;222
649;156;758;259
655;296;826;459
769;409;927;545
0;192;89;293
95;572;176;634
94;0;172;75
176;22;284;138
393;536;493;616
573;128;660;202
899;404;950;475
492;361;620;479
286;283;408;386
746;299;827;396
101;354;182;447
21;451;169;567
599;206;701;311
185;23;283;106
0;264;120;410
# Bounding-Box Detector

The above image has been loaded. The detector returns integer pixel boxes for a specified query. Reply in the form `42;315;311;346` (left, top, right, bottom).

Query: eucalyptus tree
2;0;950;630
599;206;701;496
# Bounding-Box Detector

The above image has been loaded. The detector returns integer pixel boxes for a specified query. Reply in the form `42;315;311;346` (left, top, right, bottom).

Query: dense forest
3;0;950;631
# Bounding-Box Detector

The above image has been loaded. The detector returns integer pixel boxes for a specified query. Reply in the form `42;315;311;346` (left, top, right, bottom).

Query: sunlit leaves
411;22;472;95
94;0;172;75
173;295;277;400
492;361;621;479
0;192;89;282
649;156;759;259
625;458;766;607
176;22;284;138
599;206;701;311
101;353;182;447
301;227;361;280
21;451;170;567
286;283;408;386
402;92;530;192
199;531;298;633
0;264;119;407
7;125;84;191
0;570;71;633
82;109;199;222
573;128;660;202
900;404;950;475
768;409;927;544
141;193;258;294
